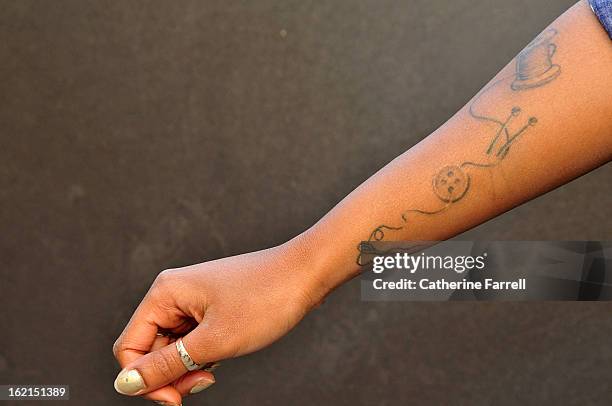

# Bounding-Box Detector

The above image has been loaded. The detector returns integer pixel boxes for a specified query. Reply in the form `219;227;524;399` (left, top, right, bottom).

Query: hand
112;240;317;405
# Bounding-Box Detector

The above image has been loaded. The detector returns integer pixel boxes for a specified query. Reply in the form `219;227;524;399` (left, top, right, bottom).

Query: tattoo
512;28;560;90
357;28;561;265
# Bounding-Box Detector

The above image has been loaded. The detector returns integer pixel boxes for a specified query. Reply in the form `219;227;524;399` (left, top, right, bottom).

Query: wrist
278;226;357;309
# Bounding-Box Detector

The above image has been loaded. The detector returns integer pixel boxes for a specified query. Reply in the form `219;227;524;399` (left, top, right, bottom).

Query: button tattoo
432;166;470;203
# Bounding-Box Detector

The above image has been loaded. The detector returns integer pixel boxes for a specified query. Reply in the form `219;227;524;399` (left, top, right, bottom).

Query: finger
113;311;185;401
114;343;184;404
173;370;216;396
113;337;192;396
113;277;195;369
146;337;215;402
113;302;160;366
115;318;233;397
138;371;215;405
141;386;183;406
118;336;183;405
124;336;183;405
139;371;215;405
150;335;174;352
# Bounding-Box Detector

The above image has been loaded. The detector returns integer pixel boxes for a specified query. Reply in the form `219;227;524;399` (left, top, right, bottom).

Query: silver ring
175;337;202;371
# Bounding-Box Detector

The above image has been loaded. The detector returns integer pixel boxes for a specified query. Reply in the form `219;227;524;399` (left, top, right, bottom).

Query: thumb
113;333;205;396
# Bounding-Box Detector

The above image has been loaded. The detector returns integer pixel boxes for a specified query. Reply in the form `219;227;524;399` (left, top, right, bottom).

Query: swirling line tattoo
357;28;561;265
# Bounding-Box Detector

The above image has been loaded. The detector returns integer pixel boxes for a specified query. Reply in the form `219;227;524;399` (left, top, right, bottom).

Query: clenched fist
113;238;321;405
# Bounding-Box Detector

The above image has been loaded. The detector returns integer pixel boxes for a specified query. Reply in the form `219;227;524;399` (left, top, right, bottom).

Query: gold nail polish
189;379;215;394
114;368;145;395
154;402;181;406
204;362;221;372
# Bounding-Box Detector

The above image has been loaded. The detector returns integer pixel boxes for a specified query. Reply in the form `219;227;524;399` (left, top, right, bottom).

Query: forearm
295;0;612;301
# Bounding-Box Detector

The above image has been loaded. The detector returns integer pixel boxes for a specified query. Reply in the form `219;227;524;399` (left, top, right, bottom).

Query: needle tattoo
358;28;561;265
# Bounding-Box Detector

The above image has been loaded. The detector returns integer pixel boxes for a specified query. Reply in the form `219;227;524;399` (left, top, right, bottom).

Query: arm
303;0;612;297
113;2;612;404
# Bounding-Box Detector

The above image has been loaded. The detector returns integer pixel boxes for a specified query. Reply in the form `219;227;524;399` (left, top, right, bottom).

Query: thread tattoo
357;28;561;265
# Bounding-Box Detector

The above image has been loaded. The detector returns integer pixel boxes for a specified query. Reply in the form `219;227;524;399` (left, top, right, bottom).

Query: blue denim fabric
590;0;612;39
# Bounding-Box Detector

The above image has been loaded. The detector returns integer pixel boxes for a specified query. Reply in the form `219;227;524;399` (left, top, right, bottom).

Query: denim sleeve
589;0;612;39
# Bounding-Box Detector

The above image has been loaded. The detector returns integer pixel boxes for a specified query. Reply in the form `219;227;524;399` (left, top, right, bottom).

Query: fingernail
189;378;215;394
154;402;181;406
204;362;221;372
114;368;145;395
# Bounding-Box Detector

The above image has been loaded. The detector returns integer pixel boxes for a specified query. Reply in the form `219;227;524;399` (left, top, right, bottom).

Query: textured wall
1;0;611;405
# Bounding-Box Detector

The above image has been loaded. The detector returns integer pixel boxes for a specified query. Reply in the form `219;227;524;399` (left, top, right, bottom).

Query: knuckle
153;269;176;288
151;351;177;381
112;337;123;358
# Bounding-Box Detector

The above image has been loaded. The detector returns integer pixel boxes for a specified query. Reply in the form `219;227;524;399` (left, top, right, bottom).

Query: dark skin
113;2;611;404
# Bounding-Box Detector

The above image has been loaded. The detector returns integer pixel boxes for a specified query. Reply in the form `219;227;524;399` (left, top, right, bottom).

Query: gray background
1;0;611;405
